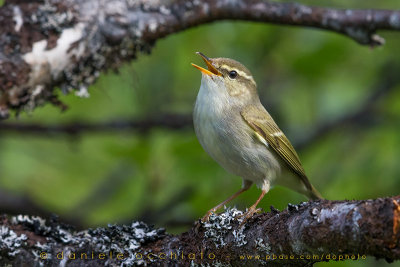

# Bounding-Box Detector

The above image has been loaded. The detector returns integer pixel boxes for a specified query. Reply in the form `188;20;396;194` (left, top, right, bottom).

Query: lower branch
1;196;399;266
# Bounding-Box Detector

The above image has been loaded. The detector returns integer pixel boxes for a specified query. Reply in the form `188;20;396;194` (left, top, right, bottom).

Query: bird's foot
201;209;216;222
237;206;262;227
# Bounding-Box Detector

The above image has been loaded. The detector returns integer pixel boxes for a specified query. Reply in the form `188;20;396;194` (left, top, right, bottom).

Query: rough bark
0;197;399;266
1;0;400;118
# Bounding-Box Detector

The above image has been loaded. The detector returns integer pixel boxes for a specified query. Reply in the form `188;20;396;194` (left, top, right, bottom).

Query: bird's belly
194;105;281;186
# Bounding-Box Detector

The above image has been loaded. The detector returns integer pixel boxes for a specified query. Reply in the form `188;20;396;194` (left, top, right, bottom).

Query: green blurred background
1;1;400;266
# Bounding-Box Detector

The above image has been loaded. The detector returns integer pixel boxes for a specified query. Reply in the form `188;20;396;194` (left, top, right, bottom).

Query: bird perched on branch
191;52;322;222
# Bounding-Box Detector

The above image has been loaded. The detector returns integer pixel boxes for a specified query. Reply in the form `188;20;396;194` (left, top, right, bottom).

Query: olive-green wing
240;105;313;191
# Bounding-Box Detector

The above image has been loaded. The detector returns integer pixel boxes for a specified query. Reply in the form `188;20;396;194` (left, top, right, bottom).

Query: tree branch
1;0;400;118
0;114;192;136
1;196;399;265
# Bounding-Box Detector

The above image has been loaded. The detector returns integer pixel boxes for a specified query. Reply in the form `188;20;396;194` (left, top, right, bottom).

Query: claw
237;207;262;227
201;209;216;222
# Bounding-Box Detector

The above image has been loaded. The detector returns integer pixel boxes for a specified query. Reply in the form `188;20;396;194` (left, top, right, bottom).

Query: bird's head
192;52;258;105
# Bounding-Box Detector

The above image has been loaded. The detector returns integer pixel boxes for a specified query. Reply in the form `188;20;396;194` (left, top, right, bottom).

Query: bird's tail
307;184;323;200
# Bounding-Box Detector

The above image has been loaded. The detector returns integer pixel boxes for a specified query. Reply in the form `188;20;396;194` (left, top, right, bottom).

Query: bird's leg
238;189;267;226
202;180;252;222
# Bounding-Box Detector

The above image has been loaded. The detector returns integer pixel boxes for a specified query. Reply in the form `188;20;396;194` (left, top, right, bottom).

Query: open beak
191;52;222;76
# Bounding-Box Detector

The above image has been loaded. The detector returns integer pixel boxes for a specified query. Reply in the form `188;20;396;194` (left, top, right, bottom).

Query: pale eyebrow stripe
219;64;256;86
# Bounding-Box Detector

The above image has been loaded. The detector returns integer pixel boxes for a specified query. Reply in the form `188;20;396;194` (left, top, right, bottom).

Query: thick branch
1;0;400;118
1;197;399;266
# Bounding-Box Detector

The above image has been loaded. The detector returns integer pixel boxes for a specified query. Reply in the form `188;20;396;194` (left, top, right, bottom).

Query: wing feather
240;105;313;191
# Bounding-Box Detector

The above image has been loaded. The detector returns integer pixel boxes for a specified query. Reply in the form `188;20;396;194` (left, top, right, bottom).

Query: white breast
193;75;229;165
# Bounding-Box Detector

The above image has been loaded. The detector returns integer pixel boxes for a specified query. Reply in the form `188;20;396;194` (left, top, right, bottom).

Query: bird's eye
229;70;237;79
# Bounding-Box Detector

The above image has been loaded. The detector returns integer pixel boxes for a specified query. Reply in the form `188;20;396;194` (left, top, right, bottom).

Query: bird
191;52;322;222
